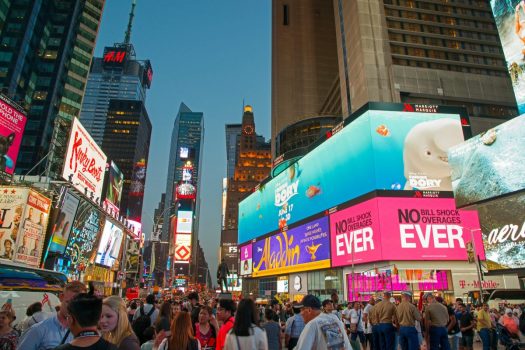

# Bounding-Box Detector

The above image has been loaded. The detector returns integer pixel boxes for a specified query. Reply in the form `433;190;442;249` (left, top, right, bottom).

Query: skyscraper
272;0;517;158
0;0;105;177
163;103;204;282
221;106;271;273
102;99;151;222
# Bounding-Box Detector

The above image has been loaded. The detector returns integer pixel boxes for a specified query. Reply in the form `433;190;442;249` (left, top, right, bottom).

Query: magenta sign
240;243;252;276
331;197;485;267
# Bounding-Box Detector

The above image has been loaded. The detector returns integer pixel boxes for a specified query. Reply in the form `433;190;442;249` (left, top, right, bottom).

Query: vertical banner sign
62;118;107;199
490;1;525;113
0;187;29;261
14;190;51;266
104;161;124;217
48;190;80;254
125;239;140;273
0;95;27;182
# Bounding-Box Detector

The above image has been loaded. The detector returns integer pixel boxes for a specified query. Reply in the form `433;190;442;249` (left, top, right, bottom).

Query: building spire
124;0;137;45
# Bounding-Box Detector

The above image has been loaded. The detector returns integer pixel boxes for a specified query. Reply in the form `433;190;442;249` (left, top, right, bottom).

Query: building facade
272;0;517;159
0;0;105;177
102;99;151;222
221;106;271;274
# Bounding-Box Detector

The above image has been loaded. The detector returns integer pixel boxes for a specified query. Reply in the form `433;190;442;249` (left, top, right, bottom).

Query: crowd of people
1;284;525;350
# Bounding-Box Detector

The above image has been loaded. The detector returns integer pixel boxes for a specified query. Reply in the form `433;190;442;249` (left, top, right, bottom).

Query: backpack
132;305;155;344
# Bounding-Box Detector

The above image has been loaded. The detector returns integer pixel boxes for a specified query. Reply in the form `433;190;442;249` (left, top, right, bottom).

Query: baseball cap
297;294;322;309
401;291;412;297
506;308;513;315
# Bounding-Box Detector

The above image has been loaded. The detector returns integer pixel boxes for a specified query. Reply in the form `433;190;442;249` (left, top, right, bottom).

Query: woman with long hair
158;311;200;350
224;299;268;350
155;302;172;336
100;296;140;350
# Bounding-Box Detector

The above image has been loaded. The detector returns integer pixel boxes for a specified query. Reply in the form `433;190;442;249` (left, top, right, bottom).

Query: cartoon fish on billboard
306;184;321;198
376;124;390;137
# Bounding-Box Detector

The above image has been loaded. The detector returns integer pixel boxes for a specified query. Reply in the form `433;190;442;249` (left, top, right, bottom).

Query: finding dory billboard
238;103;471;244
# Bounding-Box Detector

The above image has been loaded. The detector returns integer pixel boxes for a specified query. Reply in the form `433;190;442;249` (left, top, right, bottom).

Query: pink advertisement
0;95;27;180
331;197;485;267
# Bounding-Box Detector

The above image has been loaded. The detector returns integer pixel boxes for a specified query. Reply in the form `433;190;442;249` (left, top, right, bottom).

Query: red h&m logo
103;50;126;63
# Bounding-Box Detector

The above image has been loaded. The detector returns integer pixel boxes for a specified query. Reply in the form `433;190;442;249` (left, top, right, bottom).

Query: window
283;4;289;25
0;52;13;62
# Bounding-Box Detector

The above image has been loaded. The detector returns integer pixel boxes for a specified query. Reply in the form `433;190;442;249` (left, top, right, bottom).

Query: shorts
460;334;474;348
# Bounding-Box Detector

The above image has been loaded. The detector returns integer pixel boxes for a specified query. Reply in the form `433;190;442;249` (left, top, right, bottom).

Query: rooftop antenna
124;0;137;45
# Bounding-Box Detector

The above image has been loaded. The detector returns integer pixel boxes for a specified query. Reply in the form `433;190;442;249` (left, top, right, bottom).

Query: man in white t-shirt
295;294;351;350
363;297;376;350
342;303;353;332
349;301;365;347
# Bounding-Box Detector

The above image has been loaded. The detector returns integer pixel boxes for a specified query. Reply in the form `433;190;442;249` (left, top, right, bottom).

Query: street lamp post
469;228;485;304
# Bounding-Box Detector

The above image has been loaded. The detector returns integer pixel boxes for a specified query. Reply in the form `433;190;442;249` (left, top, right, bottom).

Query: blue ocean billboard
238;104;468;243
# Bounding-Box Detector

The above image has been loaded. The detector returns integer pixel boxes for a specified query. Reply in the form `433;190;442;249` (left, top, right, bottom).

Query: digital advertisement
174;233;191;262
176;210;193;233
0;187;30;261
239;243;253;276
125;239;140;273
14;190;51;267
490;0;525;113
468;191;525;270
0;95;27;182
239;107;465;244
127;159;147;221
449;116;525;208
330;197;485;267
62;118;107;199
104;161;124;216
48;190;80;254
226;274;242;292
65;200;105;269
95;219;124;268
252;216;331;277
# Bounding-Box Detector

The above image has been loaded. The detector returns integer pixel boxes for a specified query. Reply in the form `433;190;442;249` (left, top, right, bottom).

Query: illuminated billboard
0;95;27;182
62;118;107;200
104;161;124;216
174;233;191;262
252;216;331;277
239;104;469;243
127;159;147;221
180;147;189;159
176;211;193;233
468;191;525;270
490;1;525;113
95;219;124;268
330;196;485;267
239;243;252;276
102;47;127;66
0;187;29;261
227;274;242;292
176;183;196;199
449;116;525;208
48;190;80;254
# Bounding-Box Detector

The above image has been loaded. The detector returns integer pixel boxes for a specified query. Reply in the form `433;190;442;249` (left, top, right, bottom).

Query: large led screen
469;191;525;270
239;243;253;276
0;95;27;181
104;161;124;215
48;190;80;254
0;187;29;261
490;1;525;113
62;118;107;199
330;197;485;267
95;219;124;268
252;216;330;277
176;211;193;233
449;116;525;208
239;106;466;243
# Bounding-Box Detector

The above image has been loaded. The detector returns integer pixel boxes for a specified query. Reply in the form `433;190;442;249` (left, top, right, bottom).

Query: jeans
479;328;490;350
372;325;380;350
429;326;450;350
377;323;396;350
448;335;459;350
399;326;419;350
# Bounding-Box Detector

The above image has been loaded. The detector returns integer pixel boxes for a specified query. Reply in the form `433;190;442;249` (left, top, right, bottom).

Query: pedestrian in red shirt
216;299;236;350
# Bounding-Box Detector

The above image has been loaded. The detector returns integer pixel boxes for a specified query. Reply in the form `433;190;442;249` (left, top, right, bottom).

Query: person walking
284;304;304;350
216;299;236;350
133;295;159;327
396;291;421;350
224;299;267;350
294;294;351;350
53;291;118;350
17;280;87;350
363;298;376;350
157;312;200;350
262;309;281;350
349;301;366;347
424;293;450;350
99;296;140;350
476;303;495;350
374;291;398;350
457;303;475;350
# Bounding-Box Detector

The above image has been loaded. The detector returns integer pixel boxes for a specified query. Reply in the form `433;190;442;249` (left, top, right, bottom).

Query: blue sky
94;0;271;276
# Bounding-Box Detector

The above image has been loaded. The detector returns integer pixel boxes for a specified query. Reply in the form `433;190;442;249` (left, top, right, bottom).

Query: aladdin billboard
490;0;525;113
0;94;27;182
252;216;331;277
449;116;525;208
62;118;107;200
239;103;469;244
330;196;485;267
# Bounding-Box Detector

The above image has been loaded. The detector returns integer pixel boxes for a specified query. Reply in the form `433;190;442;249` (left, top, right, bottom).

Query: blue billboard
238;104;468;244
